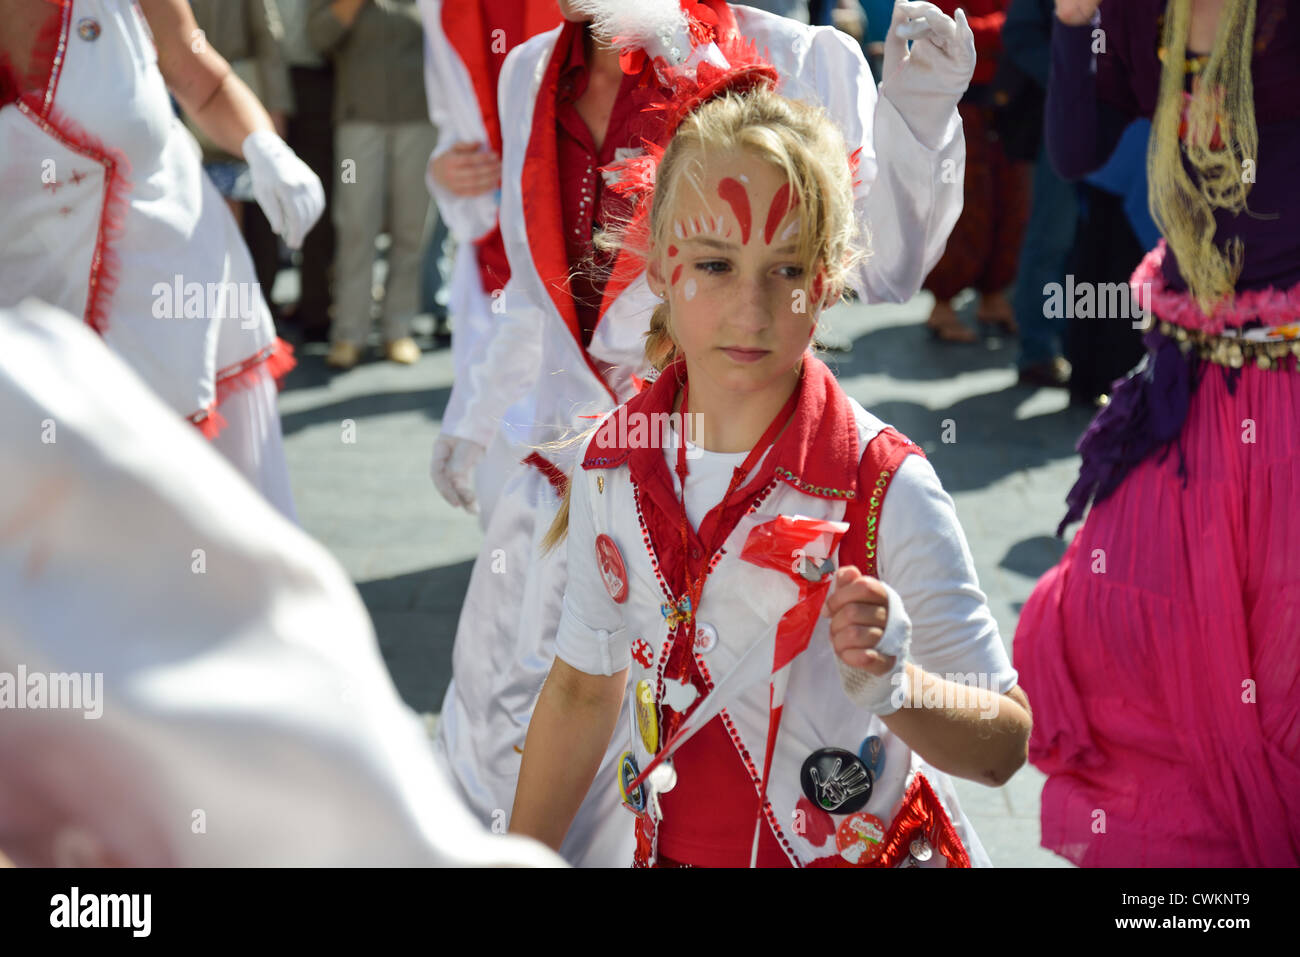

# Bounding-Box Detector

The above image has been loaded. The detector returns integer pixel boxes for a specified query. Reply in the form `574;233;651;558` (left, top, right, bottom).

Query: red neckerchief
582;354;861;685
671;376;802;650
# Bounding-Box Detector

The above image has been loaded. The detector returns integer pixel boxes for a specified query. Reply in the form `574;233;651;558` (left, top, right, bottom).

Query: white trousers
210;371;297;522
435;455;635;866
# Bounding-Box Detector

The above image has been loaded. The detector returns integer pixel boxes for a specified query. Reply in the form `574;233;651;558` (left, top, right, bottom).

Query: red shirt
553;24;667;346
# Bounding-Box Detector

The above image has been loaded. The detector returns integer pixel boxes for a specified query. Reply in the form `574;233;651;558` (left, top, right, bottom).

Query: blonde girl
512;86;1032;868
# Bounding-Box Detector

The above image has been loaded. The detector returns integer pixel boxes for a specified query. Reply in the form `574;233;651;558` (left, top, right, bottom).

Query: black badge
800;747;873;814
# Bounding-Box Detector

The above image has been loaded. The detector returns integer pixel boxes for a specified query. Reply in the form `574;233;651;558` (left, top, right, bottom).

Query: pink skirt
1016;357;1300;866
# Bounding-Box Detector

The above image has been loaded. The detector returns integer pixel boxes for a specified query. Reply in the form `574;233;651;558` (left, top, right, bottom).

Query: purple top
1046;1;1300;294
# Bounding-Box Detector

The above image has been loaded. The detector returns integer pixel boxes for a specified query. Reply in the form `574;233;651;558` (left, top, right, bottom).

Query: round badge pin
594;533;628;604
634;679;659;754
836;811;887;866
648;759;677;795
618;750;646;812
858;734;886;780
799;747;872;814
76;17;101;41
693;620;718;654
909;836;933;863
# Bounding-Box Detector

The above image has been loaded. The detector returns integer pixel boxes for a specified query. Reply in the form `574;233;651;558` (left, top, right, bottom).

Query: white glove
242;129;325;250
834;582;912;715
430;434;485;513
878;2;977;151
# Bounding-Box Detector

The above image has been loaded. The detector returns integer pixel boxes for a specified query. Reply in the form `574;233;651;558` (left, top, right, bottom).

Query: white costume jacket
0;299;560;868
420;0;559;480
556;357;1019;866
0;0;290;440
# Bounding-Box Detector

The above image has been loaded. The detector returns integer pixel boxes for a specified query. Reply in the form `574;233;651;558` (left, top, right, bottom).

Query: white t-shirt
663;424;773;531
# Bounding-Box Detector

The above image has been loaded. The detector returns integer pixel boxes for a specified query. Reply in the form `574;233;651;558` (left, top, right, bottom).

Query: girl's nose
728;275;772;332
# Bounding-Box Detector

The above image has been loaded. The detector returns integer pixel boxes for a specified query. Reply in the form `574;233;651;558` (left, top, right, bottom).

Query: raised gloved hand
242;129;325;250
430;434;485;513
878;1;977;151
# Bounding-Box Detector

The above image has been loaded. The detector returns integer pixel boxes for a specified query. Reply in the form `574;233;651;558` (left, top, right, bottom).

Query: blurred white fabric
0;299;562;868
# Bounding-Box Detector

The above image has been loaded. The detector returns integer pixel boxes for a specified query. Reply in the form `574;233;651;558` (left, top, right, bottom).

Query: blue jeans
1013;140;1079;368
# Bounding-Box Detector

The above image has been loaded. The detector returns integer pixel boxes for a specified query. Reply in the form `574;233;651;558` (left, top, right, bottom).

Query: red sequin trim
15;97;131;338
187;337;296;439
807;772;971;868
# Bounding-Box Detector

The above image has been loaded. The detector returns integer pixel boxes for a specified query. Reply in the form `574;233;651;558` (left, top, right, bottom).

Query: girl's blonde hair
543;85;864;552
642;85;865;370
1148;0;1258;315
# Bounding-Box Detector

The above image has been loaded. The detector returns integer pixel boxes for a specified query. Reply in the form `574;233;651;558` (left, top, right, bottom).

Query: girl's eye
695;260;730;275
776;265;805;280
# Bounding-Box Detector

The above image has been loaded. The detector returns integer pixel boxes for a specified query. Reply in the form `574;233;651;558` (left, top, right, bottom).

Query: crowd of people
0;0;1296;868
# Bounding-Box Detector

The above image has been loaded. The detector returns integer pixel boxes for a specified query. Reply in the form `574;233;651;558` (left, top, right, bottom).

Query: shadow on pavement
1000;534;1069;580
357;560;473;713
867;384;1095;494
825;317;1019;382
278;384;452;436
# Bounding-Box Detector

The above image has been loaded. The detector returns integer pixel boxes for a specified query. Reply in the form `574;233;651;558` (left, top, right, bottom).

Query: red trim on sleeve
442;1;561;156
522;450;569;499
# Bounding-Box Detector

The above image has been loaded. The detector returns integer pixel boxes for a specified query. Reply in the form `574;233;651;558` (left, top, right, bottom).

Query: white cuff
554;595;629;677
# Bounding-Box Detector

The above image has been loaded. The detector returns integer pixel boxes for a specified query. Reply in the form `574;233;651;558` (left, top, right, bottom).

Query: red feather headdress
575;1;780;233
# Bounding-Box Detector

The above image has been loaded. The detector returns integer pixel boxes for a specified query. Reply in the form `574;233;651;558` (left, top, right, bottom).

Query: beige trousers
330;120;437;346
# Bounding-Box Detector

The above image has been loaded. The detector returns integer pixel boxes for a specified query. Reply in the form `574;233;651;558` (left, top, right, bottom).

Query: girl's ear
646;252;667;298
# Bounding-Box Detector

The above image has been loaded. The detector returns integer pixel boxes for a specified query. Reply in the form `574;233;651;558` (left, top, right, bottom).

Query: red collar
556;18;593;102
582;352;861;505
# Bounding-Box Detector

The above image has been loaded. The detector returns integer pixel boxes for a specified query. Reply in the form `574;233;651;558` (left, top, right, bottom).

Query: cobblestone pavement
278;291;1092;867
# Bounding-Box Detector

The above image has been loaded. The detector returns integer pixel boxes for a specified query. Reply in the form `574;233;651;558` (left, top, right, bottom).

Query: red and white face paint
648;151;822;416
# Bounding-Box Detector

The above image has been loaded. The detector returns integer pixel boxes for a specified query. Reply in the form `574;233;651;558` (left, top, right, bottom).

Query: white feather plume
567;0;691;61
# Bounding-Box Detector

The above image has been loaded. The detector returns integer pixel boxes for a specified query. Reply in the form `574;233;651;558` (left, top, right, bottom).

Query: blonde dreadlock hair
1147;0;1259;316
542;84;865;552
